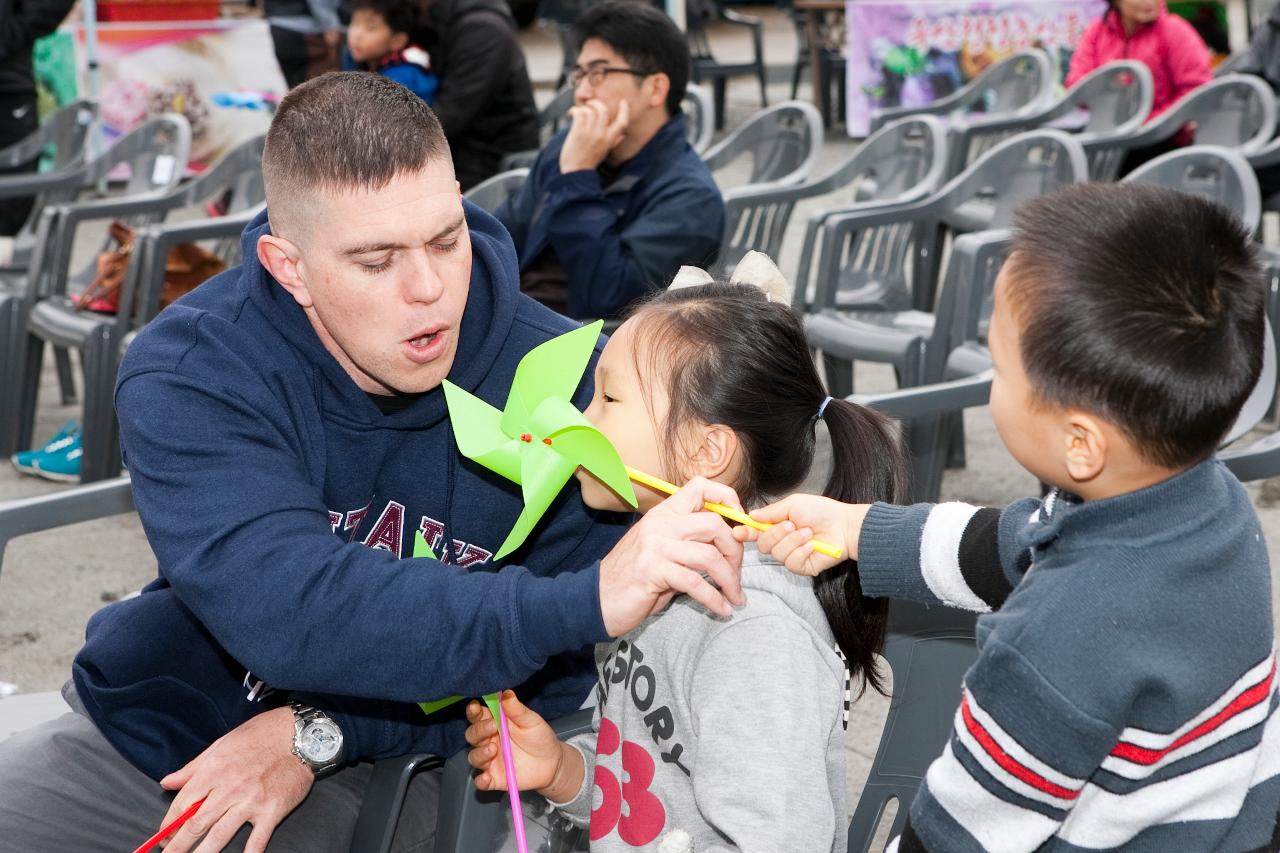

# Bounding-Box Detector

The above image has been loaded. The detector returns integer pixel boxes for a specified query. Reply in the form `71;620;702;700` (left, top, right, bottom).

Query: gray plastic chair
702;100;824;194
686;0;767;130
0;99;98;272
843;600;979;852
868;50;1055;137
716;115;947;279
0;114;192;458
801;131;1087;396
943;61;1154;182
685;84;715;155
8;136;266;481
498;88;576;172
429;708;595;853
1082;75;1276;181
1124;144;1263;229
464;168;529;215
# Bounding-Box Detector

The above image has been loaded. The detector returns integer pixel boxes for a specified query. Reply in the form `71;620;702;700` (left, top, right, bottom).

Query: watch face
299;719;342;764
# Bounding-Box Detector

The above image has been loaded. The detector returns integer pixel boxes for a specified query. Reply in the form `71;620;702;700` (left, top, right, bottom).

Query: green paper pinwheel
442;319;638;559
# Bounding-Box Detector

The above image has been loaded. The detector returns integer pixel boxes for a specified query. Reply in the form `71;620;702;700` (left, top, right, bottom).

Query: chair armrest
852;370;993;420
0;165;85;199
720;7;763;29
0;476;133;567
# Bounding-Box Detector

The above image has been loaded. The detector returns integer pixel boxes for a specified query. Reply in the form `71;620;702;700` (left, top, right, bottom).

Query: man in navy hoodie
0;72;744;851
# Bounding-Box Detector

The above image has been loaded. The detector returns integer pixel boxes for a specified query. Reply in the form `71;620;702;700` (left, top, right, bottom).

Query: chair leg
54;344;76;405
822;352;854;397
15;333;45;454
791;55;804;100
0;295;22;456
713;77;727;131
79;333;122;483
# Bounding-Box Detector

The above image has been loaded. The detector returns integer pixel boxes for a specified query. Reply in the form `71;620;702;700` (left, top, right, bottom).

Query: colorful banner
63;20;285;170
845;0;1107;135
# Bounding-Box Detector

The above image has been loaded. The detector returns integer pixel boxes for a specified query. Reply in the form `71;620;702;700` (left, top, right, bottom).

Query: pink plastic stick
497;699;529;853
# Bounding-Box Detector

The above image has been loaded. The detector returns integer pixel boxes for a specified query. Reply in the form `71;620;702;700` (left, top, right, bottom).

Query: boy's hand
735;495;871;576
464;691;584;803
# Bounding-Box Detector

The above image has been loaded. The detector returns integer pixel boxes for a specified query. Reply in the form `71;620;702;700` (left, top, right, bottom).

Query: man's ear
257;234;312;309
647;73;671;111
1062;411;1107;484
688;423;740;482
390;31;409;52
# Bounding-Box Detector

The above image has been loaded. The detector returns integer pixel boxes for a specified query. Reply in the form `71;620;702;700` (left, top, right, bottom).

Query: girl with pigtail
464;254;907;852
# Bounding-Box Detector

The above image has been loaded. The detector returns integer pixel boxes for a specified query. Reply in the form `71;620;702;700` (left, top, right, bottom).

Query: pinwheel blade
549;424;637;508
501;320;603;437
494;446;578;559
443;381;524;483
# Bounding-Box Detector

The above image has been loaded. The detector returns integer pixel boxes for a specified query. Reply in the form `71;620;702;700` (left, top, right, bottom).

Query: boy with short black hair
746;182;1280;851
343;0;437;103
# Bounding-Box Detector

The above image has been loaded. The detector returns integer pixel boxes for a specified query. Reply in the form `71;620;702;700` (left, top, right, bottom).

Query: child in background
343;0;437;104
744;184;1280;852
464;256;909;852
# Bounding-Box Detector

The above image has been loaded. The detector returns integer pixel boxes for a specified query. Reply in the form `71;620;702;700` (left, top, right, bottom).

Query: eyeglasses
569;64;654;89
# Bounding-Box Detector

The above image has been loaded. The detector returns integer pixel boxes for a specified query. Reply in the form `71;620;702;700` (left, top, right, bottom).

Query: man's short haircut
1008;182;1265;469
350;0;416;35
262;72;450;238
572;0;690;115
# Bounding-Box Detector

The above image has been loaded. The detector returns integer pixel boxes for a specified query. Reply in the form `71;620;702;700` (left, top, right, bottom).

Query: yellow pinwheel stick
624;466;844;560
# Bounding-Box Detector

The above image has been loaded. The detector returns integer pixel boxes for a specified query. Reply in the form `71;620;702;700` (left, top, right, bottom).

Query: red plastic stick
131;796;207;853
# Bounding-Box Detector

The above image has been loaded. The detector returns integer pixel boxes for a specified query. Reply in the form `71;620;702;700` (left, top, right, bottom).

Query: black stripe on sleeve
957;507;1014;610
898;818;931;853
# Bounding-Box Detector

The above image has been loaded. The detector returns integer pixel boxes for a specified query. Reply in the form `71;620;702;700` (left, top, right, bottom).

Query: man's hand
599;477;746;637
734;494;870;577
154;707;314;853
559;99;629;173
465;691;584;803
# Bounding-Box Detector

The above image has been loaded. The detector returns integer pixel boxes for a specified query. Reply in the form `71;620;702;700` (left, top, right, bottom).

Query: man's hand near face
597;477;746;637
559;99;630;174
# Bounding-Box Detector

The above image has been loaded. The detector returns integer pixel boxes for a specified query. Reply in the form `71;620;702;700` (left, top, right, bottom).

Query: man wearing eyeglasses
495;0;725;321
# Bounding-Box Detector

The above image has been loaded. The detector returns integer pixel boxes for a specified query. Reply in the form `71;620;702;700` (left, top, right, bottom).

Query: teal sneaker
29;433;83;482
10;421;80;475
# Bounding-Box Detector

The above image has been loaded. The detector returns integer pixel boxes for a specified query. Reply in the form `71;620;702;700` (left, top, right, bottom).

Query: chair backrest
1085;76;1276;180
1061;61;1155;135
685;84;715;154
702;100;823;189
807;130;1085;316
869;49;1054;134
1122;145;1262;233
86;113;193;199
3;100;99;257
729;115;947;281
464;167;529;214
844;600;978;851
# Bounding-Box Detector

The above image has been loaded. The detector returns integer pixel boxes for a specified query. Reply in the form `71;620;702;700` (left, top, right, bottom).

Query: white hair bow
667;251;793;305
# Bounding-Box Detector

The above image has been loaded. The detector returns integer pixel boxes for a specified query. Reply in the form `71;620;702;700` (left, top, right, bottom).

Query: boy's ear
257;234;313;309
1061;412;1107;485
688;423;740;482
390;31;409;52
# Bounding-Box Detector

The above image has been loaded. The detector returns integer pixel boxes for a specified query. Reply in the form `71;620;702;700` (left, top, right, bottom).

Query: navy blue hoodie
72;203;630;781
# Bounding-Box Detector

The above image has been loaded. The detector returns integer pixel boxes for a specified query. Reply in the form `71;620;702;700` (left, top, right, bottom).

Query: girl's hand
734;494;871;576
464;691;583;801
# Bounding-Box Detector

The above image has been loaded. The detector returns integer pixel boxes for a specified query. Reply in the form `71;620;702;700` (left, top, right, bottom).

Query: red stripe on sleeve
960;694;1081;801
1110;661;1275;767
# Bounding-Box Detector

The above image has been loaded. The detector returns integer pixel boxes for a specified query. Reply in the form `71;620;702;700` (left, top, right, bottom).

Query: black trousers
0;91;40;236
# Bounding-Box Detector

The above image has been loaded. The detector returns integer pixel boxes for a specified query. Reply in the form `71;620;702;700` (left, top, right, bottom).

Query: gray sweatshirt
551;545;850;852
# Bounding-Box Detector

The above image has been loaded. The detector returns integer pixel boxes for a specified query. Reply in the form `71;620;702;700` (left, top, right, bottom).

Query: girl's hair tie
817;396;833;419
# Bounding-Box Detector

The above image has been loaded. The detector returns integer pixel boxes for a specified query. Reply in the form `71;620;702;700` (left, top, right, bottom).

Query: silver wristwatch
289;702;344;775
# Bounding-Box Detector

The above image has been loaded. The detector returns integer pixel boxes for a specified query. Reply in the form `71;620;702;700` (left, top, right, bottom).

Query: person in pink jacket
1067;0;1213;171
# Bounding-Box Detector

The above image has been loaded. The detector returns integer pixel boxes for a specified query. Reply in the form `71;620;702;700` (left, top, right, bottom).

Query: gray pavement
2;9;1280;846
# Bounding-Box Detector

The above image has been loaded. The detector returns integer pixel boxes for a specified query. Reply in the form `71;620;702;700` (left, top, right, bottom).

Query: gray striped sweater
860;459;1279;852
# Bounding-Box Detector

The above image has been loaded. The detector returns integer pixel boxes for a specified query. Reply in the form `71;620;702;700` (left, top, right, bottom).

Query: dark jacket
1238;2;1280;92
413;0;539;189
495;114;725;320
73;202;630;781
0;0;76;100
